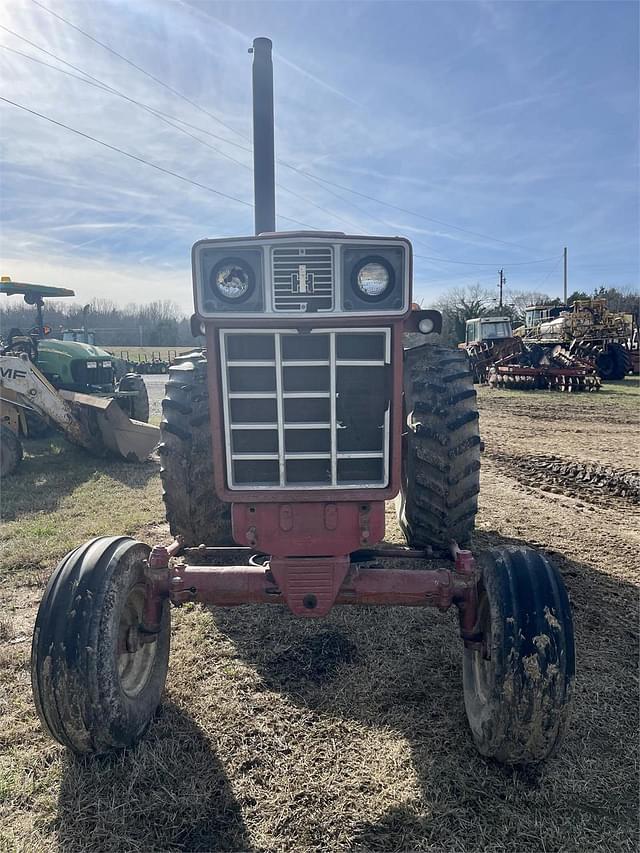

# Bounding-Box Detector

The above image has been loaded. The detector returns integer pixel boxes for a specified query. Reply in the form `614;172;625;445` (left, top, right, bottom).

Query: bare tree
431;283;497;345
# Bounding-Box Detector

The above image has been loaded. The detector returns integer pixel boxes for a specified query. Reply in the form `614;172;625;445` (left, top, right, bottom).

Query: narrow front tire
31;536;170;755
463;545;575;765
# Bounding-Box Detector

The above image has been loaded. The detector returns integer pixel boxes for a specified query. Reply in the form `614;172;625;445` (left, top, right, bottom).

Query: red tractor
31;39;574;766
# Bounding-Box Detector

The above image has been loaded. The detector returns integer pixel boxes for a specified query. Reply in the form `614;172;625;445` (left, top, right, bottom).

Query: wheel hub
118;584;157;697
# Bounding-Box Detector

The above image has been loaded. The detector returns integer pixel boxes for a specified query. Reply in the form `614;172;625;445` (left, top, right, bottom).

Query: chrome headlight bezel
351;255;395;302
210;257;255;303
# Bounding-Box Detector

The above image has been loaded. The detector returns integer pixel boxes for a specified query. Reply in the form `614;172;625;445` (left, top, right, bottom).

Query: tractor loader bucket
58;391;159;462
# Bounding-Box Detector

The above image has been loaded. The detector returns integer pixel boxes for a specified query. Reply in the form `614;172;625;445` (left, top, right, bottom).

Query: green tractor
0;278;149;431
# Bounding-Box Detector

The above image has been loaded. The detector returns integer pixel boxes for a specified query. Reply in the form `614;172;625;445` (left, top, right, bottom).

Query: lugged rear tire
463;546;575;765
398;344;480;551
159;353;232;546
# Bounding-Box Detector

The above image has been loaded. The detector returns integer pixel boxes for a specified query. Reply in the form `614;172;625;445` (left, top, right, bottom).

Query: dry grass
0;386;638;852
0;437;162;575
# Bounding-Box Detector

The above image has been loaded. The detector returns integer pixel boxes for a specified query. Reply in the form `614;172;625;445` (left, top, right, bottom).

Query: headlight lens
418;318;434;334
356;262;390;298
213;260;252;301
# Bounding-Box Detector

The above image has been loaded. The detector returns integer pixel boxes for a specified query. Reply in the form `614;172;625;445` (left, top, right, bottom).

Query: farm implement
30;38;575;768
464;316;601;391
486;345;601;391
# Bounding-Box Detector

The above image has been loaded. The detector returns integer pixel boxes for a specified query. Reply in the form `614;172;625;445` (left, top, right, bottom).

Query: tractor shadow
210;530;638;850
1;436;158;522
55;702;252;853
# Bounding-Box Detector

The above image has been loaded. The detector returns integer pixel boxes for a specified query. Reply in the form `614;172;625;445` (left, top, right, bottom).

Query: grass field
0;378;638;852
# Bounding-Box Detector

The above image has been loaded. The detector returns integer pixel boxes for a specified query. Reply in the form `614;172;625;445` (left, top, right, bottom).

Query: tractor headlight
86;361;97;368
356;262;390;298
102;360;112;368
418;317;434;334
211;258;254;302
352;256;394;302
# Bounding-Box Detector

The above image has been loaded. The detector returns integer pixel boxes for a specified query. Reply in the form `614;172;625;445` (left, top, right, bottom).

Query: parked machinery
0;278;150;426
462;316;600;391
522;299;636;380
31;37;575;768
0;279;158;468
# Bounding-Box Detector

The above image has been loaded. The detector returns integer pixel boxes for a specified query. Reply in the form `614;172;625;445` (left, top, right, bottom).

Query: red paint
167;560;478;624
231;501;385;555
270;556;350;617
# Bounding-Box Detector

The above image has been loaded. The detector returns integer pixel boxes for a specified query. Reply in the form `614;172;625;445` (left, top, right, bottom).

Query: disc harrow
487;346;601;392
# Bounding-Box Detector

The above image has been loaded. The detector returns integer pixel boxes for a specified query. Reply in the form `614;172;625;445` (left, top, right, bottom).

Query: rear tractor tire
398;345;481;551
595;343;627;381
463;546;575;765
159;353;232;546
31;536;170;754
0;423;23;477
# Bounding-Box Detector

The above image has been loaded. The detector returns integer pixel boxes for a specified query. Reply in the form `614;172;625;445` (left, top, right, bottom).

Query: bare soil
0;379;638;852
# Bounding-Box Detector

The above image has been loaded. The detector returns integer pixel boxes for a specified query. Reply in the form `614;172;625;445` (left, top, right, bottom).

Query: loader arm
0;353;158;462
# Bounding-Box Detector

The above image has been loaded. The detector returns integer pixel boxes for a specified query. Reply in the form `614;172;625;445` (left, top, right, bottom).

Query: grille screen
220;329;391;490
70;360;113;386
272;246;333;312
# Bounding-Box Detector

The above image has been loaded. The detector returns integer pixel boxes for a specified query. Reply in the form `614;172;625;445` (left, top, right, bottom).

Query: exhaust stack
250;37;276;235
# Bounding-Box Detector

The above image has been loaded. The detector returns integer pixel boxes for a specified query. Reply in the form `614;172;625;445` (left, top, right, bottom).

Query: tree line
430;284;639;347
1;286;637;350
0;297;199;347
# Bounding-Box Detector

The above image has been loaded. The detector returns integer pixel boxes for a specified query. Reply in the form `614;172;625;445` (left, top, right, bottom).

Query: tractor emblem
292;263;314;294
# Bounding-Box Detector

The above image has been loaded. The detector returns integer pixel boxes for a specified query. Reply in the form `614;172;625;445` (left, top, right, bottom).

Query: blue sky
1;0;638;313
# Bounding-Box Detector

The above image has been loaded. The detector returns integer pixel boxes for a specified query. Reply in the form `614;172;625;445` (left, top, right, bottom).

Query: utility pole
498;269;505;309
563;247;568;305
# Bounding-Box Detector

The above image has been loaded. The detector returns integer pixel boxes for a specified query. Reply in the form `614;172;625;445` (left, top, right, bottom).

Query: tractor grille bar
219;328;391;490
272;246;333;312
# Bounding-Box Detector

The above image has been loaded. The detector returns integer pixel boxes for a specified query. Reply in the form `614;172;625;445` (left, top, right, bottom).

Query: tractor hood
38;339;112;361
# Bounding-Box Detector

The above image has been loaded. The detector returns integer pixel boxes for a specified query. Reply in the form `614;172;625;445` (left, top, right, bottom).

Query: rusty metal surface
270;555;350;617
231;500;386;555
166;559;478;624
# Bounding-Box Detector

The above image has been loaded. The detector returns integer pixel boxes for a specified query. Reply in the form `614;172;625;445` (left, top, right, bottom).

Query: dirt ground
0;379;638;852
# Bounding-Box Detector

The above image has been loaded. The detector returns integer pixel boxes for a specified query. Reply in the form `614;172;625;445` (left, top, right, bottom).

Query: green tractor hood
37;338;115;391
38;339;112;361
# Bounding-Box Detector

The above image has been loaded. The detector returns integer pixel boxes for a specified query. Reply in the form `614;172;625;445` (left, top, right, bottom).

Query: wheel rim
469;593;492;704
117;584;157;698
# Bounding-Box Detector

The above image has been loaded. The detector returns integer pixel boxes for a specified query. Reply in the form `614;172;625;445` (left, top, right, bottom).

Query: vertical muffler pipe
250;36;276;235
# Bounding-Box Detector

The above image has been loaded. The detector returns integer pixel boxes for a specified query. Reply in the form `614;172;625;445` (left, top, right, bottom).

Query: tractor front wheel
463;545;575;765
31;536;170;754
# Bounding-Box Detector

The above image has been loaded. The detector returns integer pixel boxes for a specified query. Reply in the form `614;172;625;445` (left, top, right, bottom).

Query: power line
0;40;366;234
531;256;563;291
0;96;318;230
30;0;249;143
26;1;545;256
414;252;561;267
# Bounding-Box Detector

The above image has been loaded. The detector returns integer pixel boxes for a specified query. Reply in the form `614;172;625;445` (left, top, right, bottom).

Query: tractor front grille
220;328;391;490
70;360;113;387
271;246;333;313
